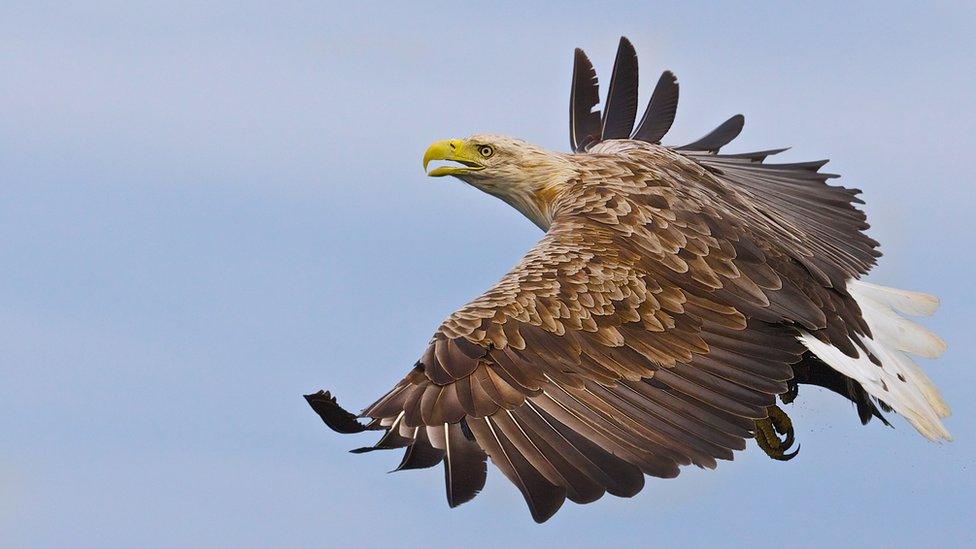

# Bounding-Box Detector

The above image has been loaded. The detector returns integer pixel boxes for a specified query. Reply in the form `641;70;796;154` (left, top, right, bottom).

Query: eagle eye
479;145;494;158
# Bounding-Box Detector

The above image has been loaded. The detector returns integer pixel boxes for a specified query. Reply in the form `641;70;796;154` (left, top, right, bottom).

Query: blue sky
2;2;974;547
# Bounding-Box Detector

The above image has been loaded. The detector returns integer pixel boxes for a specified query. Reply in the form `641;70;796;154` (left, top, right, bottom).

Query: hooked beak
423;139;486;177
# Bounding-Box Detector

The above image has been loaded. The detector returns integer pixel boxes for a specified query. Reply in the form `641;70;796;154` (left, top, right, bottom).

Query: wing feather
632;70;679;143
444;422;488;507
676;114;745;153
394;426;445;471
601;37;639;140
466;416;566;523
570;48;602;152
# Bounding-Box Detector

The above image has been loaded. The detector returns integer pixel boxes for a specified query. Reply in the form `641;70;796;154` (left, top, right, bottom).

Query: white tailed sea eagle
305;37;949;523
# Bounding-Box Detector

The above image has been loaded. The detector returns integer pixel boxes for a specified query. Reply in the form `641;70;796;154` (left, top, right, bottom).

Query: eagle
306;37;949;523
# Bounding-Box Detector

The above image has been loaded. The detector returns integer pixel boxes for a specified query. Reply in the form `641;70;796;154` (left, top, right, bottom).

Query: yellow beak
423;139;485;177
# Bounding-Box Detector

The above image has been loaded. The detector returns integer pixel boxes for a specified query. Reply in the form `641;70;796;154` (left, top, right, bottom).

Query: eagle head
422;134;576;230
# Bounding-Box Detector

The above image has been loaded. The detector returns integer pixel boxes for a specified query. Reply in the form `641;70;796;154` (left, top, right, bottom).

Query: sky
2;2;975;547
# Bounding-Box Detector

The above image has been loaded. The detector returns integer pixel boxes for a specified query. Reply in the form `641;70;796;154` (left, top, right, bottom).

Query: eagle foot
755;404;799;461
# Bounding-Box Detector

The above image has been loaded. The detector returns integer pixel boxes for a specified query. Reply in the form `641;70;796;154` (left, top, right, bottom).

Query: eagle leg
754;404;799;461
781;377;799;405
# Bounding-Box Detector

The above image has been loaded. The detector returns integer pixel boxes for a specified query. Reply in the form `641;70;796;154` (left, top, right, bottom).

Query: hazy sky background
2;2;975;547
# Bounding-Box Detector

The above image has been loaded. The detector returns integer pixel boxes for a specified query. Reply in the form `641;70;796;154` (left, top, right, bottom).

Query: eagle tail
798;280;950;441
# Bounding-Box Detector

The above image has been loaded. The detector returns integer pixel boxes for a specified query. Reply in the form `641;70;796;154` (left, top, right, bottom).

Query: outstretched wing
571;37;880;287
315;158;844;522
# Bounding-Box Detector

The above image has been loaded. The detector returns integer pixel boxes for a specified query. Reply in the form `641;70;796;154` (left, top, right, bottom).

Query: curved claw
778;444;800;461
768;404;796;450
754;404;800;461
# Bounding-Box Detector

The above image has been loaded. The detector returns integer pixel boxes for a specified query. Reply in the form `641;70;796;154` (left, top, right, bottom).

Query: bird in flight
306;37;949;523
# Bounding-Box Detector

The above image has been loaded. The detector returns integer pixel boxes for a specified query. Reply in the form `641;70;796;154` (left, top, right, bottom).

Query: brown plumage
306;37;949;523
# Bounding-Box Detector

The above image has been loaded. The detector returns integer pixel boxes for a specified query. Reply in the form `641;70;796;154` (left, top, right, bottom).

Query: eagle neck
517;157;577;231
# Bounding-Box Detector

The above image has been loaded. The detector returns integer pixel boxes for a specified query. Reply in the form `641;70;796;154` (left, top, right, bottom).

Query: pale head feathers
453;134;577;230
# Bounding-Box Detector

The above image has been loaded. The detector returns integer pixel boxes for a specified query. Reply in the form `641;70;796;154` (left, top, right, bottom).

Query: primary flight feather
306;37;949;523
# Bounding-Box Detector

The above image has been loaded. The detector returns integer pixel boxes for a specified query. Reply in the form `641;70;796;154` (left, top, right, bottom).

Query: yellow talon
754;404;799;461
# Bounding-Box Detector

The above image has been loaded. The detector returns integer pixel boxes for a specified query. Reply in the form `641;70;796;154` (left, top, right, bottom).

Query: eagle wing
570;36;880;287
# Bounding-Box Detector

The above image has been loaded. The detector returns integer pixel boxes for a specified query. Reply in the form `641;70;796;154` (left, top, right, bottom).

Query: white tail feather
798;280;951;441
848;280;941;317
